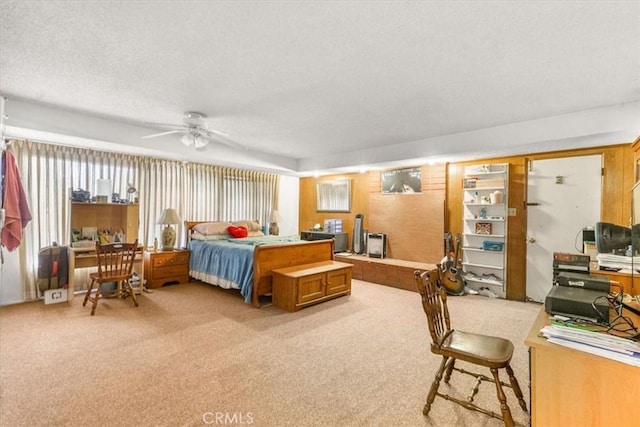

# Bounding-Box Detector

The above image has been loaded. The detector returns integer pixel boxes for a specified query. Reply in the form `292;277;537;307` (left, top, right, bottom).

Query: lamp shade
157;209;181;251
157;208;181;225
270;210;280;223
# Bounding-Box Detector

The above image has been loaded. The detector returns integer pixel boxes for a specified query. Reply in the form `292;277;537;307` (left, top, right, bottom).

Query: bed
185;220;335;307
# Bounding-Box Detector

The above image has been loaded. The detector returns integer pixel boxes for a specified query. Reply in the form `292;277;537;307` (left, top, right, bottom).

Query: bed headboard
184;220;264;246
184;221;208;247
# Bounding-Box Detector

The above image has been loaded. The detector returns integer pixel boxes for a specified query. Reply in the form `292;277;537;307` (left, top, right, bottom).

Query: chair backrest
415;267;452;347
95;239;139;279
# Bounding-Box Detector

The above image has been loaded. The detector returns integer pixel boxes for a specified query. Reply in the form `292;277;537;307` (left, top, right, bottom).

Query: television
594;222;631;255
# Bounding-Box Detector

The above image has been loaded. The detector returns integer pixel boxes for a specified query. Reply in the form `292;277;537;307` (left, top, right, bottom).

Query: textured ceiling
1;1;639;174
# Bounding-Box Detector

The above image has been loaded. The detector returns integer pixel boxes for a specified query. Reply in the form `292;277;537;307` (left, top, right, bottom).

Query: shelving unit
461;163;509;298
68;202;142;300
70;202;139;246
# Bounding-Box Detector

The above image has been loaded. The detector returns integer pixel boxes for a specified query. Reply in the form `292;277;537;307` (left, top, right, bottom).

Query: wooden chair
83;240;139;315
414;268;527;427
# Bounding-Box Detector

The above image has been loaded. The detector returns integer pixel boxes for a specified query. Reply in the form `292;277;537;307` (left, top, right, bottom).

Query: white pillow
232;220;262;232
193;222;232;235
190;232;229;241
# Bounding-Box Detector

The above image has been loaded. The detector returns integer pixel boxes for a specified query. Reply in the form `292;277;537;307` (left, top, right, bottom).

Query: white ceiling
1;1;639;175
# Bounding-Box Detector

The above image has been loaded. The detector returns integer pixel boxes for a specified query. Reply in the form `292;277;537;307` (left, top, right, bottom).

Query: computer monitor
594;222;631;255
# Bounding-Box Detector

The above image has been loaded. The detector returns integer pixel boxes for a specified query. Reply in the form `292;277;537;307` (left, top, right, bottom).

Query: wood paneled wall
300;142;635;301
299;164;446;263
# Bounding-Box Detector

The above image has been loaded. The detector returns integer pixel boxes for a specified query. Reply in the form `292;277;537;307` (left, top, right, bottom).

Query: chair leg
90;283;102;316
424;356;448;416
83;279;96;307
506;364;527;413
444;357;455;383
490;368;514;427
125;280;139;307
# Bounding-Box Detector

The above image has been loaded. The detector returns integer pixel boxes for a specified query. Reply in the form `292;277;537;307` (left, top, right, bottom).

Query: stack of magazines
541;322;640;367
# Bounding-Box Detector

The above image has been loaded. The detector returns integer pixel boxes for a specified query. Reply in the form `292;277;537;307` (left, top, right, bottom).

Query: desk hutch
67;202;140;300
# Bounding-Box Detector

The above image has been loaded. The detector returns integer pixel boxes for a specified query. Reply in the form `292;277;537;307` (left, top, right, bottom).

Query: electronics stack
545;271;610;323
552;252;590;285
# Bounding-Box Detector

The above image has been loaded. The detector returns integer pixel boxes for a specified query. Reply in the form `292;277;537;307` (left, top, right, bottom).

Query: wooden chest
272;261;352;311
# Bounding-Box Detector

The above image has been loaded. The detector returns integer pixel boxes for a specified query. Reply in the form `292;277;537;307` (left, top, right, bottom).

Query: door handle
526;202;540;206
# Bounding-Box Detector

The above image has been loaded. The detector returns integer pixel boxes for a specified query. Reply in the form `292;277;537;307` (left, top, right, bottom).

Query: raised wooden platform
334;254;436;292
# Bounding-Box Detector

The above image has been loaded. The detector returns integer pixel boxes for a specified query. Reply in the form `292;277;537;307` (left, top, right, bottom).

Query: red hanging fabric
1;150;32;251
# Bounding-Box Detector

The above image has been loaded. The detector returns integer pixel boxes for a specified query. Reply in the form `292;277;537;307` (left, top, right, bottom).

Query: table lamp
269;210;280;236
157;208;181;251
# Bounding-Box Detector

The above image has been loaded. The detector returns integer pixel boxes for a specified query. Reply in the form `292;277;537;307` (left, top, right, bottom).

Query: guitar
441;233;465;295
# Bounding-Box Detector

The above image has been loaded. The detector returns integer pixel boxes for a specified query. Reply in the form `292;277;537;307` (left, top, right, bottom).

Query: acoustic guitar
441;233;465;296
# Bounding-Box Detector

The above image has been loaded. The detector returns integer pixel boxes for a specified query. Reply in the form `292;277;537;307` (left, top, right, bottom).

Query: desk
591;269;639;296
67;247;143;302
525;308;640;427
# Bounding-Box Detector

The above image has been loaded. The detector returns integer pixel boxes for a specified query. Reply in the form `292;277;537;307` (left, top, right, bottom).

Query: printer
545;272;610;322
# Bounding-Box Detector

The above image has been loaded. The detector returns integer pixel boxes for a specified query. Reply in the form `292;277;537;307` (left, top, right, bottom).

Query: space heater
367;233;387;258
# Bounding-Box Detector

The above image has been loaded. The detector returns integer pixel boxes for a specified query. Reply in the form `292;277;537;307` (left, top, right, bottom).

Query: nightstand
143;248;190;288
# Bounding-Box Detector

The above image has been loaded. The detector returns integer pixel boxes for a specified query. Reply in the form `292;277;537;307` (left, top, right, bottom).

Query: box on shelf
463;178;478;189
71;240;95;249
483;241;504;251
476;222;492;235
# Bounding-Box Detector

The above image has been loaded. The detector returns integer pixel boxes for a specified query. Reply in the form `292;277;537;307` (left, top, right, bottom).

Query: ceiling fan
141;111;241;150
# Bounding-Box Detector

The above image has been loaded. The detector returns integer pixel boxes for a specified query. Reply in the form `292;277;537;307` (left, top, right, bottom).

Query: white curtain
8;139;280;300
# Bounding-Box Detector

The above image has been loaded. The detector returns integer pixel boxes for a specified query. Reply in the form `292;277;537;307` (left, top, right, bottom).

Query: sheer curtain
9;139;280;300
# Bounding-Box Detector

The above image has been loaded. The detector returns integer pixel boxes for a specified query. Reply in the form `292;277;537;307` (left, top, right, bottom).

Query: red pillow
227;225;248;238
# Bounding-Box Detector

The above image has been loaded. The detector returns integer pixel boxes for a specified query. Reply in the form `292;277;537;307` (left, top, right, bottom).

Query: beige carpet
0;279;541;427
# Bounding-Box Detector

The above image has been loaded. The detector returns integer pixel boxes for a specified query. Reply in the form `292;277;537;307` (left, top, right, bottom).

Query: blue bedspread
189;235;301;303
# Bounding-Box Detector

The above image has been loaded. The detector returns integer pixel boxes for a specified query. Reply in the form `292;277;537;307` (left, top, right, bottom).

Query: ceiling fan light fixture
180;133;195;146
142;111;240;151
194;134;209;149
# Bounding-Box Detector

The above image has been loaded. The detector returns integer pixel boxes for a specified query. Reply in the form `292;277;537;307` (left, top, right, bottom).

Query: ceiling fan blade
141;129;183;139
205;128;229;137
201;130;245;151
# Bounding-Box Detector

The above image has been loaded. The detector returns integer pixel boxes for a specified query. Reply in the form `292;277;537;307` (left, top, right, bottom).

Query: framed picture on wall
381;167;422;193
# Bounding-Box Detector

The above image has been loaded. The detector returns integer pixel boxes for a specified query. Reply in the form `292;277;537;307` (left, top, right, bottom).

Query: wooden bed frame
185;221;335;307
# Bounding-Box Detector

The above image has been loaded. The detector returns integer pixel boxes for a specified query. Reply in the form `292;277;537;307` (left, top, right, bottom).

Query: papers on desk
541;323;640;367
596;253;640;271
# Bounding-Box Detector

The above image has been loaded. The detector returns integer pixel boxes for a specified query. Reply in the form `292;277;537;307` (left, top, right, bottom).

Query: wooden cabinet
143;249;190;288
272;261;352;311
70;202;139;245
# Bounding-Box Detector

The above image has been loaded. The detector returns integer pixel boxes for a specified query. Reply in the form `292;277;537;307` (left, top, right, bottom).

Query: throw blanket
189;235;301;303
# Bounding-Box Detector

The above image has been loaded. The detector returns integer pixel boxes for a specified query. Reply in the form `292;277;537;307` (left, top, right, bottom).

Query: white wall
0;250;22;305
277;175;300;236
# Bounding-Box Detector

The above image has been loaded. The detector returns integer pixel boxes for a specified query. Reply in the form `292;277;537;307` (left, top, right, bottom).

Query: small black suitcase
37;244;69;295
